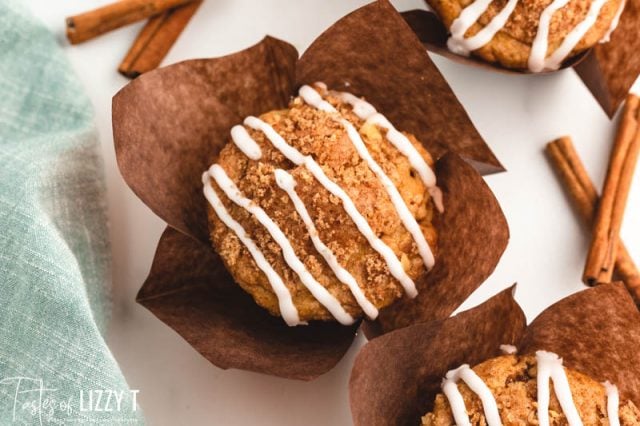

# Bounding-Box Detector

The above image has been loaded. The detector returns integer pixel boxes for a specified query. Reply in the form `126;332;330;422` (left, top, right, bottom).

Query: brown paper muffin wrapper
402;0;640;117
113;0;508;379
363;152;509;338
350;283;640;425
519;282;640;405
296;1;502;175
574;0;640;117
137;227;357;380
351;286;525;425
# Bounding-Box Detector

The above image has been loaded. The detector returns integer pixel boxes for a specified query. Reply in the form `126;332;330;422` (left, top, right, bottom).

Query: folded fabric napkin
0;1;142;423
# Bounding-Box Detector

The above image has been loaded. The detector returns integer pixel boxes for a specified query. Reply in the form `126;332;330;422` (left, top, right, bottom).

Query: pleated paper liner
112;0;508;380
362;152;508;338
136;227;358;380
350;283;640;425
402;0;640;118
574;0;640;117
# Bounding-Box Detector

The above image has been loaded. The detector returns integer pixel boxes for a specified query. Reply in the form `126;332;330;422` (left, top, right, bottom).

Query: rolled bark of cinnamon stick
546;136;640;302
66;0;195;45
582;95;640;286
119;1;202;78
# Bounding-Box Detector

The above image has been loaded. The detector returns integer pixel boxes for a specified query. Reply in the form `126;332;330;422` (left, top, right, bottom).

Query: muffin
202;84;441;326
422;352;640;425
427;0;626;71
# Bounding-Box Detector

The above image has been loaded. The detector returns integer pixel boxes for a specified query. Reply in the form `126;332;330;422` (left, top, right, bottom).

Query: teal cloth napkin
0;1;142;424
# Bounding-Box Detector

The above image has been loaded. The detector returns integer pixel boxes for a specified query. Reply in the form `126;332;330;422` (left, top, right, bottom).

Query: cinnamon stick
66;0;195;45
119;1;202;78
583;94;640;286
546;136;640;302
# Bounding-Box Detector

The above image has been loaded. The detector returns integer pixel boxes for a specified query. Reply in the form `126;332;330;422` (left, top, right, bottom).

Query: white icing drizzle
442;364;503;426
340;120;436;269
429;187;445;215
543;0;609;70
335;92;378;119
299;85;436;270
536;351;583;426
333;92;438;191
208;164;355;325
243;115;418;297
604;381;621;426
500;344;518;354
201;172;301;326
601;0;626;43
442;377;472;426
528;0;572;72
447;0;519;56
299;85;336;112
441;351;623;426
274;168;379;319
230;124;262;160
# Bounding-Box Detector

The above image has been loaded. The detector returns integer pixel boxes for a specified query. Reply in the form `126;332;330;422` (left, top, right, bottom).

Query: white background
25;1;640;424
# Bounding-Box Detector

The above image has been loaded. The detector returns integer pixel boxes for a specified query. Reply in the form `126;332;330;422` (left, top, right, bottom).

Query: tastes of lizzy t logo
0;376;139;425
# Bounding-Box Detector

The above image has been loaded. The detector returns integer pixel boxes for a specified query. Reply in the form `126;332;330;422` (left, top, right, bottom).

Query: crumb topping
205;90;438;322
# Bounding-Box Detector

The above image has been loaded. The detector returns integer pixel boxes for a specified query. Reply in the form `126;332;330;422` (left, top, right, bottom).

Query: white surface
26;1;640;425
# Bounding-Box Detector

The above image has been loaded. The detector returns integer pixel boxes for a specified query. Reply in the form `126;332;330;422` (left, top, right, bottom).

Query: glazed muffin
202;84;440;326
428;0;626;71
422;353;640;425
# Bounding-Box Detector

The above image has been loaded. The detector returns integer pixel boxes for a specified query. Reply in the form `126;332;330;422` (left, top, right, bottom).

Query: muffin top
422;352;640;425
427;0;625;70
203;84;440;326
